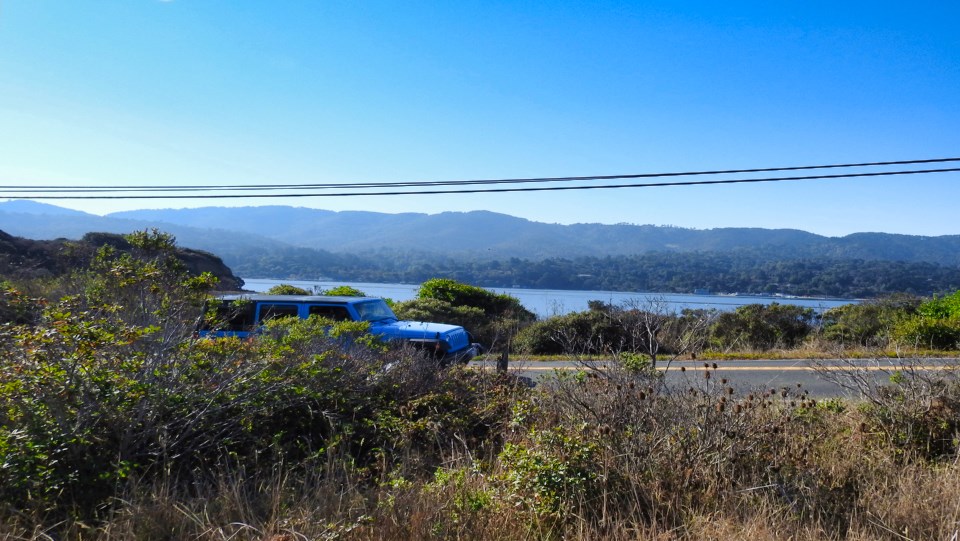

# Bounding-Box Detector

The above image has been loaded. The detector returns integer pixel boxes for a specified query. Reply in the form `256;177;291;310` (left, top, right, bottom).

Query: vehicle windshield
354;299;397;322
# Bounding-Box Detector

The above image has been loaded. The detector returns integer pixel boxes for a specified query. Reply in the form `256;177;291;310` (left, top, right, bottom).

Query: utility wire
6;167;960;200
2;157;959;194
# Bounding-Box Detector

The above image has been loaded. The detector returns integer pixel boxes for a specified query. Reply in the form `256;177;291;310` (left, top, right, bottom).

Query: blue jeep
197;294;481;364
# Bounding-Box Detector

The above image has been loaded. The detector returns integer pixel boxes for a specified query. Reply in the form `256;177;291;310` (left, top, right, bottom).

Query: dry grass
2;363;959;541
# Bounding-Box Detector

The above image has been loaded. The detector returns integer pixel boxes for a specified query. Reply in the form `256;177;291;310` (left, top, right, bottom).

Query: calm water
241;278;855;317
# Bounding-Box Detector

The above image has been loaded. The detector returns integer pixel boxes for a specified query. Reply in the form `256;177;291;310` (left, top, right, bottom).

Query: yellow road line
478;364;957;372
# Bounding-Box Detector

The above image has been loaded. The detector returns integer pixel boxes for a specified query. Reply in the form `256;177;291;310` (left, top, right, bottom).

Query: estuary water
241;278;855;317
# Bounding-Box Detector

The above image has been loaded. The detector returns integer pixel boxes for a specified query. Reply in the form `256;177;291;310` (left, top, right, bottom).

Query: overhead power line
2;158;959;199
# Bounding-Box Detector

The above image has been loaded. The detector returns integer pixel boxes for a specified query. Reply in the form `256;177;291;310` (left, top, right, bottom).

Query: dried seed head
712;363;718;369
716;403;725;412
726;387;734;395
680;366;686;372
721;378;728;384
638;391;646;401
735;404;743;414
704;370;711;380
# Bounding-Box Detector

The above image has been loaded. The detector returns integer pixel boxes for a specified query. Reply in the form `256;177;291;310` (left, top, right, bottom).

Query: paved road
470;357;960;398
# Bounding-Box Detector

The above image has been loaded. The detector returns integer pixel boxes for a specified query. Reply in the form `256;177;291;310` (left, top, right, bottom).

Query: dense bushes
516;301;815;356
394;278;535;351
820;295;919;348
515;292;960;356
0;233;525;521
893;290;960;350
3;231;960;539
514;309;625;355
710;303;816;351
0;297;521;518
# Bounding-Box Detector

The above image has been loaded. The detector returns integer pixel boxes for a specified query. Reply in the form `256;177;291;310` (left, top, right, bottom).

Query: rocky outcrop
0;230;244;291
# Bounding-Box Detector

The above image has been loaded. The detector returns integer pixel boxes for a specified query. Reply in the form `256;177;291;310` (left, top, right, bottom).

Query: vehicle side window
202;300;255;331
308;305;351;321
258;304;299;322
222;301;256;331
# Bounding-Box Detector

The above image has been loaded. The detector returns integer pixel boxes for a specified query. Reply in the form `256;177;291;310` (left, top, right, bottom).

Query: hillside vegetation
1;230;960;539
0;229;244;290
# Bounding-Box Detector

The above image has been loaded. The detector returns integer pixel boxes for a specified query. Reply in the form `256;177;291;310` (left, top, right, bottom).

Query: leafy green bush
0;282;45;325
394;297;486;333
498;426;600;519
513;310;624;355
417;279;532;319
322;285;367;296
710;303;815;351
266;283;312;295
820;297;918;348
395;279;535;350
893;290;960;350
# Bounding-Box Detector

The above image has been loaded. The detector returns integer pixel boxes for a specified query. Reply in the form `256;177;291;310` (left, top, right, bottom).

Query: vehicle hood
370;319;473;353
371;319;462;338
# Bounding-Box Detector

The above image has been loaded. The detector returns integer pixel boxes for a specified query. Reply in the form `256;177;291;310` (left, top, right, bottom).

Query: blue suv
197;294;481;364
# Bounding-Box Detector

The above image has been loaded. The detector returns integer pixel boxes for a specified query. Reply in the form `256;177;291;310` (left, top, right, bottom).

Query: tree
710;303;815;351
821;294;920;348
266;284;312;295
394;278;535;351
321;285;367;296
893;290;960;350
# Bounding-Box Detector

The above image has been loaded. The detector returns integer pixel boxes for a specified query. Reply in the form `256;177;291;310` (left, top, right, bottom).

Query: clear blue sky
1;1;958;236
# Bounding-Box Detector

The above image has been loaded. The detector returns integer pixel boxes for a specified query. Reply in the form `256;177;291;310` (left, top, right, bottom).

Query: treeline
227;247;960;298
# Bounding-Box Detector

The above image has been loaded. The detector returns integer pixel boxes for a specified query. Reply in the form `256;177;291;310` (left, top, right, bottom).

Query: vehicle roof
212;294;382;304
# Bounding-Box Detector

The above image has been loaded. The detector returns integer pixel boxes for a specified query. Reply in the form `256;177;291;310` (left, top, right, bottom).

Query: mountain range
1;201;958;266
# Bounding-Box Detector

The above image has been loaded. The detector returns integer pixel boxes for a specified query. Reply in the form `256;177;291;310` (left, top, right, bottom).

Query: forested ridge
230;248;960;298
3;202;960;298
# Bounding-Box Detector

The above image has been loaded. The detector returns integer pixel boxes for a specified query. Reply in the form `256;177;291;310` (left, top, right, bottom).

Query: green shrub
710;303;815;351
417;279;533;321
322;285;367;297
396;279;534;350
265;283;312;295
513;310;624;355
893;290;960;350
498;427;599;519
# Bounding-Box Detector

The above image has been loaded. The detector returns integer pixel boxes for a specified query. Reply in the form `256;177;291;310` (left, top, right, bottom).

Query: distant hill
3;202;960;265
0;200;95;217
3;202;960;298
105;205;960;265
